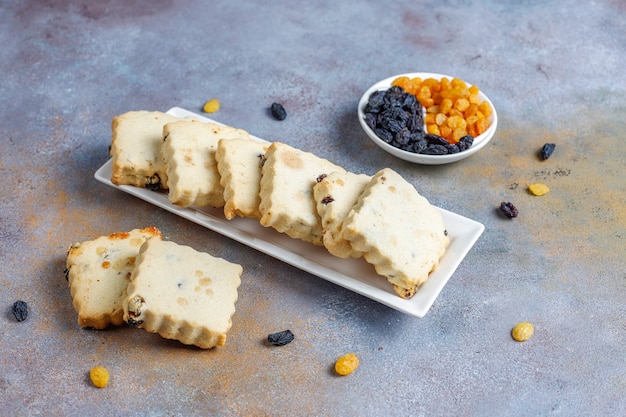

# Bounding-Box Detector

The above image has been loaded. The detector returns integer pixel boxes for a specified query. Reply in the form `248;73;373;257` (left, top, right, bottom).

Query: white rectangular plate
95;107;484;317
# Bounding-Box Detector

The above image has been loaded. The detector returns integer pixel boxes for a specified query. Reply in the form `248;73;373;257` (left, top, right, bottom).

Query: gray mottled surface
1;1;624;416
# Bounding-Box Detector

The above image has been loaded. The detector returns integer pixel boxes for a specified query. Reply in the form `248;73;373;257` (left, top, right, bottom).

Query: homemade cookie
110;111;182;190
65;227;163;329
161;119;250;208
123;237;242;349
258;142;346;245
215;137;270;219
341;168;448;298
313;171;371;259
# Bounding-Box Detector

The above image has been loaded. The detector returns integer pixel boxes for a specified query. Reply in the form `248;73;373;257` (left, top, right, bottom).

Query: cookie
341;168;448;298
161;119;250;208
215;137;270;219
65;227;163;329
123;237;242;349
258;142;346;245
110;111;182;190
313;171;371;258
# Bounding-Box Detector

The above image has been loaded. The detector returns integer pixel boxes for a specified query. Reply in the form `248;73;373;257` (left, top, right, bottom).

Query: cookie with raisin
123;238;242;349
313;171;371;259
66;227;162;329
258;142;346;245
215;137;269;219
341;168;448;298
110;111;183;190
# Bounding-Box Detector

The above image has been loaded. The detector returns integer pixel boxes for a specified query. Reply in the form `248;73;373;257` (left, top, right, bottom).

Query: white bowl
358;72;497;165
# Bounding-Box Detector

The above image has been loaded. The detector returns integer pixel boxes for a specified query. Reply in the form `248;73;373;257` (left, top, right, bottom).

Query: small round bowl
358;72;497;165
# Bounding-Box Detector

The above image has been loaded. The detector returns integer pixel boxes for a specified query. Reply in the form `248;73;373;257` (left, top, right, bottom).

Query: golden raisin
528;183;550;196
391;76;410;89
335;353;359;376
427;124;440;135
203;98;221;113
454;98;470;112
90;366;110;388
512;322;534;342
440;98;453;114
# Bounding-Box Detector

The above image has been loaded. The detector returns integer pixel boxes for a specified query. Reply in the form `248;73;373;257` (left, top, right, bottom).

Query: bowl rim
358;72;498;165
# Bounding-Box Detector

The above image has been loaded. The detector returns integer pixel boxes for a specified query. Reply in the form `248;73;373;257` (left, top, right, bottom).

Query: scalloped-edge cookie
259;142;346;245
215;137;270;220
162;119;251;208
313;171;371;259
110;111;183;190
123;237;242;349
341;168;449;298
66;227;163;329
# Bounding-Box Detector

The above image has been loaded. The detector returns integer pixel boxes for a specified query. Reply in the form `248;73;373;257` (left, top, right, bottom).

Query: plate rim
95;106;485;317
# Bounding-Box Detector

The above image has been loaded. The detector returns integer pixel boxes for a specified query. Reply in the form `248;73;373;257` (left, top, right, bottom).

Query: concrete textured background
1;1;624;416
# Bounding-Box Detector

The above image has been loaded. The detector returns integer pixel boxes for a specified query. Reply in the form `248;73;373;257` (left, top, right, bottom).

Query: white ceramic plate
95;107;484;317
358;72;498;165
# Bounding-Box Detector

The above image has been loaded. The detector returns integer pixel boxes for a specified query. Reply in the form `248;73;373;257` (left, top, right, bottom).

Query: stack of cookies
109;110;448;299
66;227;242;349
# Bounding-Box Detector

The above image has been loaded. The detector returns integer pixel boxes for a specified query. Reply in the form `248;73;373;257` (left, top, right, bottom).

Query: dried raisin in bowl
358;72;497;165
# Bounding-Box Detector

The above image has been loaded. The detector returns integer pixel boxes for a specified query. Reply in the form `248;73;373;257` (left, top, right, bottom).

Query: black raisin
456;135;474;152
500;202;519;218
395;128;411;145
374;127;394;143
145;174;162;191
421;144;449;155
424;133;450;146
540;143;556;160
412;138;428;153
126;317;142;327
407;114;423;132
321;196;334;205
270;102;287;120
12;300;28;322
267;329;294;346
364;113;377;130
366;90;385;111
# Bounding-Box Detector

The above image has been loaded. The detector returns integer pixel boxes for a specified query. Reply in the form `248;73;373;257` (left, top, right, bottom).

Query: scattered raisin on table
500;202;518;218
270;102;287;120
203;98;221;113
512;322;534;342
528;183;550;196
540;143;556;160
335;353;359;376
12;300;28;322
90;366;110;388
267;329;294;346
